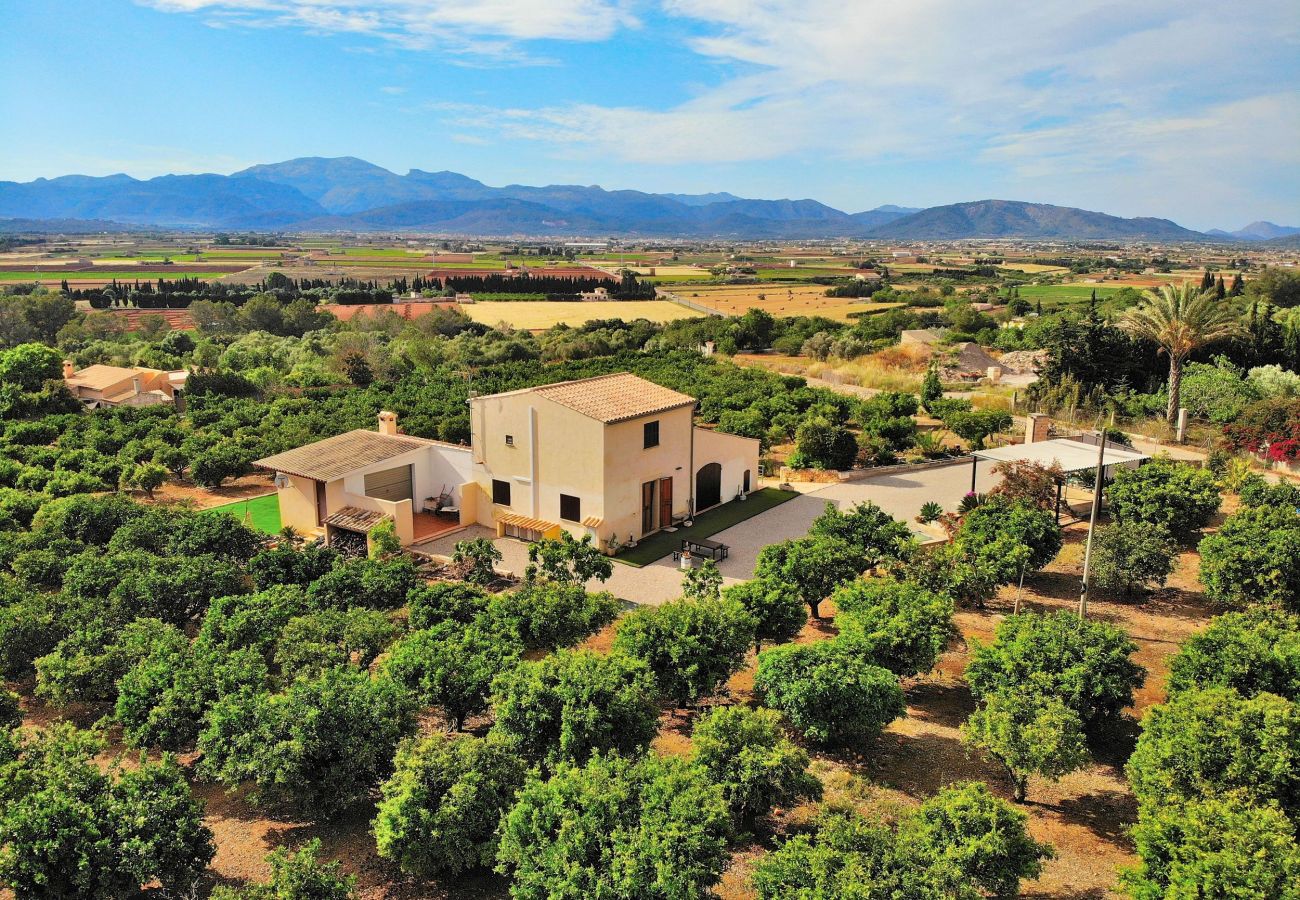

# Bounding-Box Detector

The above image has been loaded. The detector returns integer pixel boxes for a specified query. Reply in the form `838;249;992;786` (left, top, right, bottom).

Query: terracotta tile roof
324;507;389;532
530;373;695;424
253;429;432;481
66;364;165;391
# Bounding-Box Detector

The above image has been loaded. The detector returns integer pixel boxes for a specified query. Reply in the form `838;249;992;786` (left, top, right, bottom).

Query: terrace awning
971;438;1148;474
968;437;1150;523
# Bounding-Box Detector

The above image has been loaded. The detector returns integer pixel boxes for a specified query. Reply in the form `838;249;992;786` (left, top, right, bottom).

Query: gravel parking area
413;460;1005;607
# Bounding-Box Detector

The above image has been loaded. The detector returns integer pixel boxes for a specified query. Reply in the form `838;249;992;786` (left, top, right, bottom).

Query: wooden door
641;480;656;535
695;463;722;511
659;477;673;528
315;480;328;525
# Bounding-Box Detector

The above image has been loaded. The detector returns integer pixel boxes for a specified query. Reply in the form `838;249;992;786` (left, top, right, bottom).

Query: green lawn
209;493;281;535
614;487;799;567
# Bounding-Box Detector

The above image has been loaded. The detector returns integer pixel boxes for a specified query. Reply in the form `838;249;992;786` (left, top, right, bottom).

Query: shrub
198;668;418;815
483;581;620;651
943;409;1012;450
116;640;268;751
273;607;398;678
525;531;613;584
753;809;973;900
832;578;954;677
956;498;1062;575
691;705;820;825
1126;688;1300;818
452;537;502;585
1237;474;1300;509
722;577;806;651
1166;609;1300;701
0;725;214;898
1121;794;1300;900
248;542;339;589
989;460;1063;510
407;580;491;629
306;556;418;610
754;535;867;619
373;733;526;877
0;687;20;729
755;639;905;747
497;751;730;900
808;500;914;565
965;611;1145;731
490;649;659;768
904;782;1053;896
1181;360;1259;423
1108;458;1221;541
613;595;755;705
1089;521;1177;597
962;688;1089;802
384;621;522;730
917;501;943;523
792;416;858;470
1198;504;1300;611
211;840;356;900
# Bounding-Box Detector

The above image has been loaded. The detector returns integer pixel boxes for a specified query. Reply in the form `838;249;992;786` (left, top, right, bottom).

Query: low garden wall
778;456;969;484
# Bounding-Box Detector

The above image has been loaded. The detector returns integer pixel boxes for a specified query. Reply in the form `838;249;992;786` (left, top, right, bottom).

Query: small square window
505;435;514;446
492;479;511;506
559;493;581;522
643;420;660;449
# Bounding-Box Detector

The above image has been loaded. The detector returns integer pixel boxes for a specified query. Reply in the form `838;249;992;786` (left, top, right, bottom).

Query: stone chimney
378;410;399;436
1024;413;1051;444
62;360;74;379
132;376;143;395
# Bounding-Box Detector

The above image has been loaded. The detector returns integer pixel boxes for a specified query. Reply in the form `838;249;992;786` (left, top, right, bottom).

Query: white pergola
969;438;1150;521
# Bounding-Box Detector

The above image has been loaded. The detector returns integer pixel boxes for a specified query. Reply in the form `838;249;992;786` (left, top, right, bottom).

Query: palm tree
1119;282;1242;425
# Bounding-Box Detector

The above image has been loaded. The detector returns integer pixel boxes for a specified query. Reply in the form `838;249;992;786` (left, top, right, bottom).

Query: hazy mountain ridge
0;157;1238;239
868;200;1207;241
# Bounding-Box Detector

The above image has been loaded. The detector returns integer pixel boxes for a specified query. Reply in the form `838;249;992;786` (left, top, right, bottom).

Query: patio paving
412;460;1009;607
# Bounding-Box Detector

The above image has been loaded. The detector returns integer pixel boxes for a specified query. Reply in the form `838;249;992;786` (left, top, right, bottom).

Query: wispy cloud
444;0;1299;220
141;0;641;57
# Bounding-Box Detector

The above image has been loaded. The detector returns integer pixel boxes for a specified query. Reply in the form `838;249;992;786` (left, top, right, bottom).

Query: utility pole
1078;430;1107;619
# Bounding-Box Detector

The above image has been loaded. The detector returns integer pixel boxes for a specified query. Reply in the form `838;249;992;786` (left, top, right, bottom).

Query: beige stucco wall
470;389;763;550
469;392;607;532
278;473;322;536
271;442;471;545
693;426;761;508
600;405;694;544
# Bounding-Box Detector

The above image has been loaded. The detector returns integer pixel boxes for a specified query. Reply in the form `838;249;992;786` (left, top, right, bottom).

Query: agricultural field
669;283;903;322
461;299;701;328
1006;283;1129;307
0;269;231;282
997;262;1070;274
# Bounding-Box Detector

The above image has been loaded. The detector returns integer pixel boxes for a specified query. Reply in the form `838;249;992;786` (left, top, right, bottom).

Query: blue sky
2;0;1298;230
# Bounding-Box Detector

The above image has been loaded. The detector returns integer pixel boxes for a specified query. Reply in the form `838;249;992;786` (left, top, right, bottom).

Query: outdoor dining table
681;536;729;561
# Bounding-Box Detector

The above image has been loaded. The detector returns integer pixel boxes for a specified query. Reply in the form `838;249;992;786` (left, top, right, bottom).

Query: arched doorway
695;462;722;511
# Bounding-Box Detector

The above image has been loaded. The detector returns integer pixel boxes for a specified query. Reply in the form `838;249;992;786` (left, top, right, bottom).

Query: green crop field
1009;284;1127;302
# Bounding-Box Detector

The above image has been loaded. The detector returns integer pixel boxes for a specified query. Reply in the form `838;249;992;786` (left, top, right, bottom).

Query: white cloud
138;0;1300;223
141;0;640;54
445;0;1299;222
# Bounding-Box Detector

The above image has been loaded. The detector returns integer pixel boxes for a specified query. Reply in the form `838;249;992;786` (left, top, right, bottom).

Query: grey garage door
363;464;413;502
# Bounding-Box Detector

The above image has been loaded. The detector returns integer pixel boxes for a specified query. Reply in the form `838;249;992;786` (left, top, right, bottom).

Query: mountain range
0;157;1294;242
